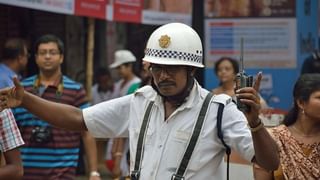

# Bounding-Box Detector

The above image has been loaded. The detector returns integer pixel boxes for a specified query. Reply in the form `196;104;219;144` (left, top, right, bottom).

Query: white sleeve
83;94;133;138
222;102;255;162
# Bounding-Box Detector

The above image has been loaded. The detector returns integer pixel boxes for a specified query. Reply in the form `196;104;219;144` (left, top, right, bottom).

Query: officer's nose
158;69;170;80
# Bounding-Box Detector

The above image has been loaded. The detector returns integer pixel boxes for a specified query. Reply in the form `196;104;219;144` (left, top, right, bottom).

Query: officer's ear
190;68;197;76
186;66;197;77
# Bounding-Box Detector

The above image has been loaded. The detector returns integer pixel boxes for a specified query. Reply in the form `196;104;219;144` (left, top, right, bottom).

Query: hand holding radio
235;38;262;126
236;72;262;127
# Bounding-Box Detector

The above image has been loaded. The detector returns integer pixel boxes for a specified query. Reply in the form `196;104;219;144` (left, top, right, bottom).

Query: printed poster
204;0;295;18
142;0;192;25
205;18;297;68
204;0;297;68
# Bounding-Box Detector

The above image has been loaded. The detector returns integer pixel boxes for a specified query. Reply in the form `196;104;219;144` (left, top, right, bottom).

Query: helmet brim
143;56;204;68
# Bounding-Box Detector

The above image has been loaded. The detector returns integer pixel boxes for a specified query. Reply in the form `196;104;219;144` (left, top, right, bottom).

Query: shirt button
158;144;162;148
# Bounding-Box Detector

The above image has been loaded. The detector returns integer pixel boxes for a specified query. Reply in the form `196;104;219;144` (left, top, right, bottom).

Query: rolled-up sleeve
83;95;132;138
222;103;255;162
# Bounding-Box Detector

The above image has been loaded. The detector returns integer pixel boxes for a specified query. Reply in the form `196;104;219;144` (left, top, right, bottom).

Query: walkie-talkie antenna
235;37;253;112
239;37;244;74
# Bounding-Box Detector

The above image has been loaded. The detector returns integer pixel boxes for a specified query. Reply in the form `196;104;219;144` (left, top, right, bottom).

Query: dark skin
150;65;191;119
0;70;279;171
0;149;23;180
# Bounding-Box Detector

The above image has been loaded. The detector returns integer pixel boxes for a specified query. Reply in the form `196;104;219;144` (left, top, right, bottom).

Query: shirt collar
135;80;202;110
32;74;64;97
34;74;63;88
177;80;202;110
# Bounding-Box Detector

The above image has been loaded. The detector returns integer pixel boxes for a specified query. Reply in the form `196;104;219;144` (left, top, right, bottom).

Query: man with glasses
0;23;279;179
10;34;101;180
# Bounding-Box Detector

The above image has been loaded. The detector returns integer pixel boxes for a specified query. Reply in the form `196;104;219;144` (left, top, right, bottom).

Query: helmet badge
158;35;171;48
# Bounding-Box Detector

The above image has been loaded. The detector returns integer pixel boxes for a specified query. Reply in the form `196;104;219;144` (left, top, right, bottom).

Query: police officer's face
150;64;188;96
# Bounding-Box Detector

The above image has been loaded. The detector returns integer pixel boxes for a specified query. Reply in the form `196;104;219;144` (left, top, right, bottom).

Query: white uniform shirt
83;81;254;180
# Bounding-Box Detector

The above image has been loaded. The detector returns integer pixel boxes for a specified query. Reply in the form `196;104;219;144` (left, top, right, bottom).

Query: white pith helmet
143;22;204;68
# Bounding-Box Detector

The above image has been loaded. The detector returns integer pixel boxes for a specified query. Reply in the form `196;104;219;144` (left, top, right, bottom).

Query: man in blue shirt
0;38;28;88
0;38;27;178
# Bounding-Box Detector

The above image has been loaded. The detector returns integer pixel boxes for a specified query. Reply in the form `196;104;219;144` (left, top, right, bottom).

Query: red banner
75;0;107;19
113;0;142;23
0;0;191;25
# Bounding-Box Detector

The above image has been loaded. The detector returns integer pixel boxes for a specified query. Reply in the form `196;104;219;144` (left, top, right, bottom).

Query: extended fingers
253;72;262;92
237;92;260;103
236;86;257;94
0;97;8;111
0;87;11;96
239;98;261;111
0;95;7;102
0;88;12;111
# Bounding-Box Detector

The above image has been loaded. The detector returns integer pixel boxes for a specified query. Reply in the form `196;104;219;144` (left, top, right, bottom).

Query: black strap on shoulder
171;93;213;180
217;102;231;180
131;101;154;180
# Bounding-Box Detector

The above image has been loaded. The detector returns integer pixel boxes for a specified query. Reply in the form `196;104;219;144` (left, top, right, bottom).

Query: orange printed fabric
269;125;320;180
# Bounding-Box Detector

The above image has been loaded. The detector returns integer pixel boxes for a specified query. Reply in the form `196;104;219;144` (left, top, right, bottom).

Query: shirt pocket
130;127;155;144
129;127;155;168
166;130;202;173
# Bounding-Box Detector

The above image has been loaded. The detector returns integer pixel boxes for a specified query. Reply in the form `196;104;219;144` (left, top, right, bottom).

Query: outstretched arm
23;91;86;131
0;77;87;131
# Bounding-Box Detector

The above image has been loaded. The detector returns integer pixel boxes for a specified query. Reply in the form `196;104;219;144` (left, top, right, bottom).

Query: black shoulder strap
217;102;231;180
131;101;154;180
131;94;231;180
171;93;213;180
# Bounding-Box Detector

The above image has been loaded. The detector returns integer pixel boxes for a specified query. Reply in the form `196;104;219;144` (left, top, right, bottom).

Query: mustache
158;81;176;87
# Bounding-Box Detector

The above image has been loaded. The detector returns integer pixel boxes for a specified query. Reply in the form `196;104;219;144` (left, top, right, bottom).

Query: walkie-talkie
235;38;253;112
